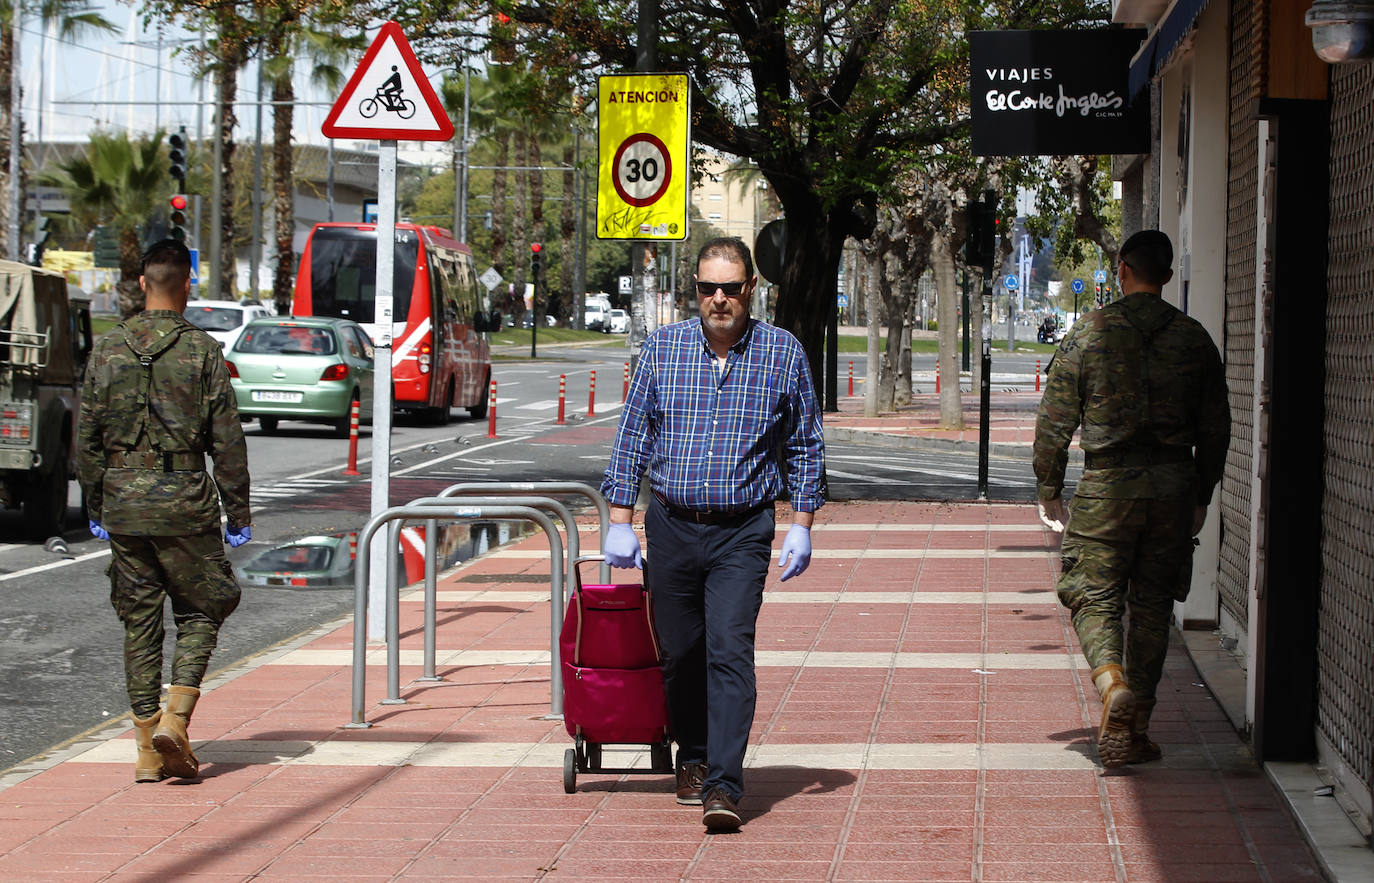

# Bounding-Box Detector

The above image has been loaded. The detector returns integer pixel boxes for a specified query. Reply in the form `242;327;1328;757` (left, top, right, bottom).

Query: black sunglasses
695;280;747;297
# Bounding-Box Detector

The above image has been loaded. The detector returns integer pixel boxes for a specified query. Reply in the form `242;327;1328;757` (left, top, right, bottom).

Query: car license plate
251;390;303;403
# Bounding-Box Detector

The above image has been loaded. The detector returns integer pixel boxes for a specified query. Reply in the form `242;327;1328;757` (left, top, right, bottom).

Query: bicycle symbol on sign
358;66;416;120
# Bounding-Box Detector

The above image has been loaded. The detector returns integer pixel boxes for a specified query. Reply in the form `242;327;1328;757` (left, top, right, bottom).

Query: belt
1084;446;1193;470
653;493;771;525
106;450;205;472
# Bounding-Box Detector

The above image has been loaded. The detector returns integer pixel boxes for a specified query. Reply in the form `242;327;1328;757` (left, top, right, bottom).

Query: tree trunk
117;227;145;316
862;242;882;418
510;129;528;317
270;60;295;314
559;142;575;321
772;205;848;405
878;250;901;413
0;27;11;260
932;226;963;429
217;42;243;300
895;289;914;407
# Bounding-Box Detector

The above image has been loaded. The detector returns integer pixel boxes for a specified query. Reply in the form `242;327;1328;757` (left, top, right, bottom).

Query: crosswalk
250;477;351;506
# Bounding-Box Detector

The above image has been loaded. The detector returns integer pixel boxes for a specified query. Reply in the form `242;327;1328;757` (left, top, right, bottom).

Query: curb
823;426;1085;465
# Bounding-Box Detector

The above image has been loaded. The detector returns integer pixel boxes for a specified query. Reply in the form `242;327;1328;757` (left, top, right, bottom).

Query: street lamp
1306;0;1374;62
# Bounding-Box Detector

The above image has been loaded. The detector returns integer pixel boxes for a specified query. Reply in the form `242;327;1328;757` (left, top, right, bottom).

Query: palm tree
37;130;167;314
0;0;116;256
260;10;359;312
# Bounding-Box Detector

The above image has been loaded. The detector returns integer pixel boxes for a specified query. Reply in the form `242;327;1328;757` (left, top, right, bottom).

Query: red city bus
291;222;499;422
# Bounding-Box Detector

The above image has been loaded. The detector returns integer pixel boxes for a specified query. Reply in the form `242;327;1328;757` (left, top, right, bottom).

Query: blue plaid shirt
602;318;825;513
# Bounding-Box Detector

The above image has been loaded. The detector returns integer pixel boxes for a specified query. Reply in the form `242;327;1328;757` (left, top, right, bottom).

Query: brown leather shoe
702;787;741;832
675;761;707;805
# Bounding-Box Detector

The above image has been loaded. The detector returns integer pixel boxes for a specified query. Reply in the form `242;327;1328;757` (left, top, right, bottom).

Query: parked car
608;308;629;334
584;300;610;331
237;532;357;588
521;313;557;328
226;316;374;437
185;300;274;351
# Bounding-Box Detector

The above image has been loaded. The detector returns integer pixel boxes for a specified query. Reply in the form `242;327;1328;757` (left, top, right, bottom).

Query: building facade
1114;0;1373;846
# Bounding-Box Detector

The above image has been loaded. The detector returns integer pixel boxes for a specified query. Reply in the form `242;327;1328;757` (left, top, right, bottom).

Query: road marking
0;548;111;582
514;401;558;411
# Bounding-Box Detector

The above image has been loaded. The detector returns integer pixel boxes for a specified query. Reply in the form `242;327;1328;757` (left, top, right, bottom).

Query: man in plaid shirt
601;237;825;832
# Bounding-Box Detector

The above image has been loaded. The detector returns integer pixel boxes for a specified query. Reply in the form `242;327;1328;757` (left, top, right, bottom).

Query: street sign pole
979;280;993;499
368;140;397;640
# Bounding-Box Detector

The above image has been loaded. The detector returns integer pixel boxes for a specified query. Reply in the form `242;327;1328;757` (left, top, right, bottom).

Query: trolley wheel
563;748;577;793
586;742;602;771
650;740;672;773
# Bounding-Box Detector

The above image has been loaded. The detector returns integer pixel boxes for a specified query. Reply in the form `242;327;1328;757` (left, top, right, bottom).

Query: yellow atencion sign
597;73;690;241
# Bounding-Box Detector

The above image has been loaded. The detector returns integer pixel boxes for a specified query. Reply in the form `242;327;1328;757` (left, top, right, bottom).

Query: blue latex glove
225;525;252;548
602;522;642;569
777;524;812;582
88;519;109;541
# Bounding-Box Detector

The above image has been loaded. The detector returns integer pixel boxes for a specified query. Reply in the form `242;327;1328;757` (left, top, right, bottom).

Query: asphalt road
0;342;1064;773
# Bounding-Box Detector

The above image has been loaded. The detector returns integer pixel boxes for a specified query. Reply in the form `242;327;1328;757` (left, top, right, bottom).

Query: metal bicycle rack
347;503;563;728
439;482;612;584
406;495;579;691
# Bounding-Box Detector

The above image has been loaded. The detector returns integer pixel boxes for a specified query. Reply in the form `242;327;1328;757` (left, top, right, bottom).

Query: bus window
309;226;419;323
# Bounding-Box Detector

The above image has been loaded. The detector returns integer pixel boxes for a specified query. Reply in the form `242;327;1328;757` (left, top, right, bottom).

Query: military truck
0;262;92;538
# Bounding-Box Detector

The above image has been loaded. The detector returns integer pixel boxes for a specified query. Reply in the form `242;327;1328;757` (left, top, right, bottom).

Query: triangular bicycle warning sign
322;21;454;141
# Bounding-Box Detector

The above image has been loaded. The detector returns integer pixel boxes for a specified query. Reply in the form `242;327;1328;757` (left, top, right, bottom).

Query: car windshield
186;306;243;332
245;544;334;572
234;324;338;355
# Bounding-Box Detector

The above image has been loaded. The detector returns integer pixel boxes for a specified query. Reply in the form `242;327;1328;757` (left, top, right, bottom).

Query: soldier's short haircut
1119;229;1173;286
140;238;193;289
696;237;754;280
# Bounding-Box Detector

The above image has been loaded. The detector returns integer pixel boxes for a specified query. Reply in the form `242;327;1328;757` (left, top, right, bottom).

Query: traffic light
168;129;187;189
169;194;189;243
29;216;51;266
92;225;121;268
964;189;997;273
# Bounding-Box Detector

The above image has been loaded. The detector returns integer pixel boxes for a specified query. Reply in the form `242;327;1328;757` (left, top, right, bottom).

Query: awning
1128;0;1216;97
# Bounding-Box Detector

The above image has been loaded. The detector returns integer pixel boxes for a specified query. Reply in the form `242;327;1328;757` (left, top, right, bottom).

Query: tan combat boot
1091;664;1135;769
131;712;165;783
152;686;201;778
1127;697;1162;764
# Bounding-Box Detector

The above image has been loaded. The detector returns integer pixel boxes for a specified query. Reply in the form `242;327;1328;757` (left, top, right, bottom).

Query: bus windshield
308;226;419;324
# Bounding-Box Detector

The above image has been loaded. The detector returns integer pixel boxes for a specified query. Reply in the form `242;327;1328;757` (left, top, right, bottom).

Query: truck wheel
24;447;69;540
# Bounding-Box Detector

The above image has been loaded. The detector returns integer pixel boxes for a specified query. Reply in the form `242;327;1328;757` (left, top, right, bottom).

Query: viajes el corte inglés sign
969;30;1148;157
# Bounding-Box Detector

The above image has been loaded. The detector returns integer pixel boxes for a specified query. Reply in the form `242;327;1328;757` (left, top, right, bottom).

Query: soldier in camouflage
76;239;253;782
1033;230;1229;769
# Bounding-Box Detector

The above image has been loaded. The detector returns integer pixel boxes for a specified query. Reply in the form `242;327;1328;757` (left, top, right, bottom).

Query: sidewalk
0;500;1338;881
825;390;1049;458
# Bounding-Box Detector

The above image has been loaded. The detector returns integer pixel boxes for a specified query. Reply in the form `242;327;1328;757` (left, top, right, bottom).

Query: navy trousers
644;497;775;803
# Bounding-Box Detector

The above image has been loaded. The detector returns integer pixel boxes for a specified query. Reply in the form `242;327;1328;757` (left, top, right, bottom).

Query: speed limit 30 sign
597;73;689;241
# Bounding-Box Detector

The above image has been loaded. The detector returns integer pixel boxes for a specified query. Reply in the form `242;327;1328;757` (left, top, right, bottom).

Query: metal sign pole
368;140;398;640
978;284;993;499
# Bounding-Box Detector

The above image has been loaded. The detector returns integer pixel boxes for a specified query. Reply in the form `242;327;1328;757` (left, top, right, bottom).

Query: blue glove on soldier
88;519;109;541
778;524;812;582
603;522;642;569
225;525;252;548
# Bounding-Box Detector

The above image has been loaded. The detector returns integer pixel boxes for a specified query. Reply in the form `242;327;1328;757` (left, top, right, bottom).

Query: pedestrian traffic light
30;216;51;266
168;129;187;188
169;194;189;243
964;190;997;273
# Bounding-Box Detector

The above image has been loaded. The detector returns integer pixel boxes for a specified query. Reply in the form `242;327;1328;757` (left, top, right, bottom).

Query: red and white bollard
587;370;597;417
935;362;941;394
556;374;567;425
1035;358;1041;392
348;532;358;560
847;361;854;397
342;398;361;475
486;380;498;438
622;361;630;402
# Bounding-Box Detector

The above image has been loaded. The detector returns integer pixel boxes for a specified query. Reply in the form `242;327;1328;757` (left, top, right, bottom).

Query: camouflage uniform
1033;292;1229;702
76;310;251;718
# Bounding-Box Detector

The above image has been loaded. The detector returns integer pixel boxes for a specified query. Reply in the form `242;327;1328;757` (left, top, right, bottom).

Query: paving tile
980;861;1122;881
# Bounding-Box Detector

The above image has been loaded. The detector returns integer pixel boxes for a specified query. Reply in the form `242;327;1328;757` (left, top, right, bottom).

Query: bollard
342;398;361;475
588;369;596;417
1036;358;1041;393
348;531;357;560
622;361;630;402
486;380;498;438
848;361;853;397
936;362;941;394
556;374;567;425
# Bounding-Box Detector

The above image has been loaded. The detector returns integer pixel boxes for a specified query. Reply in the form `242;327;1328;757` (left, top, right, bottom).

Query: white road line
0;548;111;582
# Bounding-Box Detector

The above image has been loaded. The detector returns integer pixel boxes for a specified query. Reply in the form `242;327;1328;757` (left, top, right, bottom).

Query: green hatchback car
226;316;374;436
